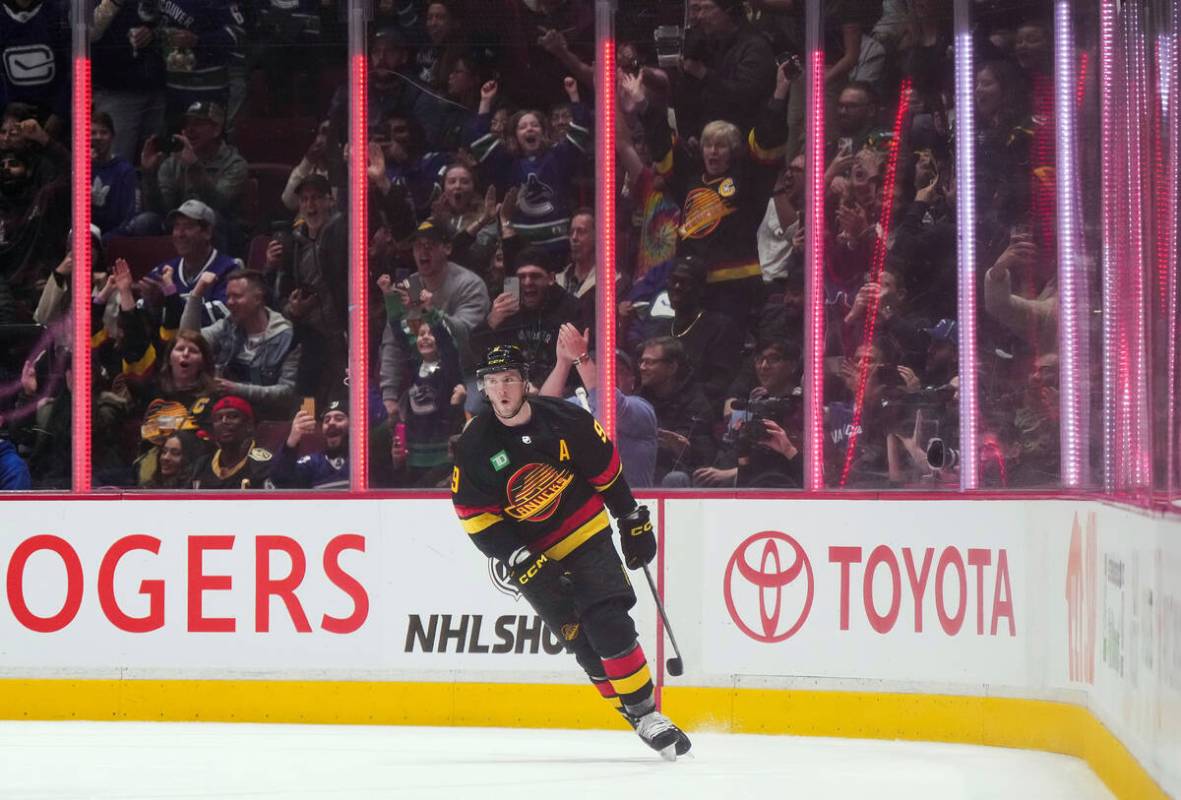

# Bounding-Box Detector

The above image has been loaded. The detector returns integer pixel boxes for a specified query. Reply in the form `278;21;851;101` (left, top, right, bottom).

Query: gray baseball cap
166;199;217;228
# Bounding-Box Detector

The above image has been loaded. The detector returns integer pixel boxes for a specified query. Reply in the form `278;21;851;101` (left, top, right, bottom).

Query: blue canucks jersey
0;0;69;117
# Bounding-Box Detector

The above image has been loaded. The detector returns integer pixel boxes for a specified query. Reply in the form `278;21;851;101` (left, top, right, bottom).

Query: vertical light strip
1054;0;1085;487
803;0;825;490
71;0;92;493
594;0;617;440
347;0;369;491
953;0;979;489
1126;2;1151;488
1099;0;1118;492
838;80;911;487
1168;0;1181;496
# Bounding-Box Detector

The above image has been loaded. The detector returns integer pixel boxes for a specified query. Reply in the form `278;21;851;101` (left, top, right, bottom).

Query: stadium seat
103;235;176;279
233;116;318;166
246;233;272;272
248;163;297;231
239;176;261;234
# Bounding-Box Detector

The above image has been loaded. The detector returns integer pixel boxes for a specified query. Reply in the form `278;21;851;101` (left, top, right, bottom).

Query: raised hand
479;80;499;114
286;408;317;449
192;269;219;297
563;76;580;102
619;70;646;115
113;258;134;294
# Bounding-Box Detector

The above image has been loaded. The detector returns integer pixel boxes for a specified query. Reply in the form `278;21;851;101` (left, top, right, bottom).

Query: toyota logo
723;531;814;642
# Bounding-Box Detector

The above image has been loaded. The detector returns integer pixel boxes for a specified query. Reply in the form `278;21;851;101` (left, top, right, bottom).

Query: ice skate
635;710;692;760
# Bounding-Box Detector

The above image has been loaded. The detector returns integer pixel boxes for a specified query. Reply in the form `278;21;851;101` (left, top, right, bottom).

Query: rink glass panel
0;2;72;492
83;4;351;493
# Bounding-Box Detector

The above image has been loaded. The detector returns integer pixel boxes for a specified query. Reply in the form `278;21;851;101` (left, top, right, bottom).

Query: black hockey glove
505;546;549;588
619;504;655;570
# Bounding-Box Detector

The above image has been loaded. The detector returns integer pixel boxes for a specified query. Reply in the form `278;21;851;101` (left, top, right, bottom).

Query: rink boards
0;496;1176;799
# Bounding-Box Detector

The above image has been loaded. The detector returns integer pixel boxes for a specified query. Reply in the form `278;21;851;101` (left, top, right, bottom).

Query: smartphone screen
300;396;316;418
503;276;520;301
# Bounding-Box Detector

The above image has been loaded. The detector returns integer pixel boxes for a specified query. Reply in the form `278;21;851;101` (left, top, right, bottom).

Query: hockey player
450;344;691;760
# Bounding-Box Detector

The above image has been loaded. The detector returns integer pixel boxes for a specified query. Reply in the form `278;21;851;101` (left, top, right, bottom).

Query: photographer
695;338;803;488
139;101;247;250
672;0;776;135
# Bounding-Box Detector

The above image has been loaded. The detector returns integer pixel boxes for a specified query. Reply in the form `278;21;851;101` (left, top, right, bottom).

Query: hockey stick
641;563;684;677
570;390;684;676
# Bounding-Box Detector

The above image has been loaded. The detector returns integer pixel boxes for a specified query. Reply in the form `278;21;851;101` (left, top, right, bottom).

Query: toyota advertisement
672;500;1030;685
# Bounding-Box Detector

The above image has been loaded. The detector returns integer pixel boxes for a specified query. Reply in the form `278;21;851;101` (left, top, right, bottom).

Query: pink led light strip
1169;0;1181;495
348;11;369;490
1126;3;1152;489
71;49;93;492
803;0;825;489
1099;0;1119;492
838;80;912;488
594;2;617;440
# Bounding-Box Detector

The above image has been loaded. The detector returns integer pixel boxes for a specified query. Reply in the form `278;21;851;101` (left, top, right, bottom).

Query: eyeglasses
755;354;786;366
638;356;671;367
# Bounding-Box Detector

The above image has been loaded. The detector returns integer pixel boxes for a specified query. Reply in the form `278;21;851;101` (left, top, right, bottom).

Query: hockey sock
589;674;627;714
601;642;655;718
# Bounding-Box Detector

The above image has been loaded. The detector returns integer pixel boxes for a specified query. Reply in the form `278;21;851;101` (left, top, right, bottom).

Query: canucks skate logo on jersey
488;558;523;600
503;463;573;522
3;45;55;86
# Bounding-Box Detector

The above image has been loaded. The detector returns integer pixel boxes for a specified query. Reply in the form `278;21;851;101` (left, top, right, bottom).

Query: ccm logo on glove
619;505;656;570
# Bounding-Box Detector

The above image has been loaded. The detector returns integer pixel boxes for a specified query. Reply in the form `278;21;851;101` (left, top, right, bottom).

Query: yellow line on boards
0;680;1166;800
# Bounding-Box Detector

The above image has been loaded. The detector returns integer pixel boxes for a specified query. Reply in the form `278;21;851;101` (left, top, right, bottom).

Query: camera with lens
731;393;798;456
877;377;956;436
925;437;959;471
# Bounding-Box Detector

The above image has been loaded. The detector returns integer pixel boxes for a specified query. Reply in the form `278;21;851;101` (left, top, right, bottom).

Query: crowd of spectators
0;0;1092;491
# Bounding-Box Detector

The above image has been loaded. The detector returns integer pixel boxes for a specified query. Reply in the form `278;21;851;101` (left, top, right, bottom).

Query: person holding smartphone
469;245;582;398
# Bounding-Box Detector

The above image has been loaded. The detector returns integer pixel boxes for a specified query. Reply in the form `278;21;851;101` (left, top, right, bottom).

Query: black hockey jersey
191;443;275;490
451;396;637;563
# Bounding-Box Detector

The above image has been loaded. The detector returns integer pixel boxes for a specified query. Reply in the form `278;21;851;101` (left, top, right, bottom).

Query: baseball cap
372;26;409;48
165;199;216;228
294;173;333;196
184;100;226;127
924;319;958;343
410;219;450;243
321;398;349;418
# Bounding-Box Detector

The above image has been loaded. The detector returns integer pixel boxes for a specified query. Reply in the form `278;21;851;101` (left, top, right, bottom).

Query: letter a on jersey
558;439;571;461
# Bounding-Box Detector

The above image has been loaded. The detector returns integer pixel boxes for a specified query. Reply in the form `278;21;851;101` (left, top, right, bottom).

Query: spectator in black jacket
631;256;742;413
674;0;777;135
637;335;717;486
471;245;582;389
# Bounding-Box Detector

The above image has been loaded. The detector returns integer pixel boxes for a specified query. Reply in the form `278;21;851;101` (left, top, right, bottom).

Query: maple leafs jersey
451;396;637;563
0;0;69;117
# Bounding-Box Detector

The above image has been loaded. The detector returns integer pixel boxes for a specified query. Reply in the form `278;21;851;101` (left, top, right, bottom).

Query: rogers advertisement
682;500;1029;685
0;500;643;676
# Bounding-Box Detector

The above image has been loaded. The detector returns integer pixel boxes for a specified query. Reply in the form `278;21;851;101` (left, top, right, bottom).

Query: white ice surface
0;721;1114;800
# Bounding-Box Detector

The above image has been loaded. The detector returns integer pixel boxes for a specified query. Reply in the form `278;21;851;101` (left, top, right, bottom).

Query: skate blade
658;744;677;762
